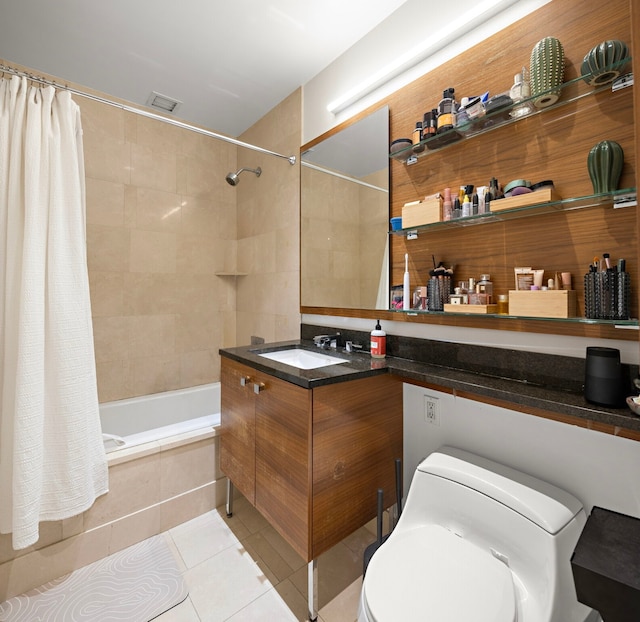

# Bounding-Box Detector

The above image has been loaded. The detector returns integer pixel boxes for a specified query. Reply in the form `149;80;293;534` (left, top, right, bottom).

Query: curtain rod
0;63;297;165
301;161;388;193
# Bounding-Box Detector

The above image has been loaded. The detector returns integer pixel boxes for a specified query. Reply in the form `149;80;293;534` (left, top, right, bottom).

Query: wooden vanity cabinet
220;356;403;561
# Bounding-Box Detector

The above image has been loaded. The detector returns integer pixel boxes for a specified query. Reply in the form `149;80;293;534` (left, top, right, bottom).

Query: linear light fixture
326;0;522;115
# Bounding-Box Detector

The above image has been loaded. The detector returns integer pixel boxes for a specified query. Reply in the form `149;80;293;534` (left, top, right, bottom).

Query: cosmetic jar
390;217;403;231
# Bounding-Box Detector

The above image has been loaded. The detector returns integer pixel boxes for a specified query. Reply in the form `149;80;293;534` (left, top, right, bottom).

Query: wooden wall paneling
632;0;640;362
385;0;635;332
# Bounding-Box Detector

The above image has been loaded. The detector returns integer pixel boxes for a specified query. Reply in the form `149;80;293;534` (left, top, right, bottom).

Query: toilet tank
400;447;590;621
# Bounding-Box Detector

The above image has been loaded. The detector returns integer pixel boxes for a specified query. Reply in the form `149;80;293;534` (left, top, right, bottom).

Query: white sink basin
258;348;347;370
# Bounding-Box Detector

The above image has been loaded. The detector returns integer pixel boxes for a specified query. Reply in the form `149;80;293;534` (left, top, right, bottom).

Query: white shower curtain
0;76;108;550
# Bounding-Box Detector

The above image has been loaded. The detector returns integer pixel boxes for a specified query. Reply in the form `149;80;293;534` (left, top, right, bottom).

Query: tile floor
155;495;375;622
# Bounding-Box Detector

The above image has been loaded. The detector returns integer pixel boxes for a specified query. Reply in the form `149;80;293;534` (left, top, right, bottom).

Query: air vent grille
146;91;182;114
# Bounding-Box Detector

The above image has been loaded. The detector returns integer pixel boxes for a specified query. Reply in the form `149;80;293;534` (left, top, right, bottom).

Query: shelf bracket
406;230;418;240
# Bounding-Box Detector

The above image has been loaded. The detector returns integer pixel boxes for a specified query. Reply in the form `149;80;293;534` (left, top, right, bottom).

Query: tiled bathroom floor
156;495;371;622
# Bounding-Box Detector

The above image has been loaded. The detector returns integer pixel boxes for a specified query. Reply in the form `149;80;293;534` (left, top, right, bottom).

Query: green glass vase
587;140;624;194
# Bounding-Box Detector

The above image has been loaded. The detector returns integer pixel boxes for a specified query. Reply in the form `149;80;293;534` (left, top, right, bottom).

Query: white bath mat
0;535;188;621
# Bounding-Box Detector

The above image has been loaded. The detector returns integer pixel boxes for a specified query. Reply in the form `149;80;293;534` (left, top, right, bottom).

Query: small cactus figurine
587;140;624;194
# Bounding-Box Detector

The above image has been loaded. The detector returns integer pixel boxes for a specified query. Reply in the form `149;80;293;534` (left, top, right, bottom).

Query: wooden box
444;303;498;314
490;187;560;213
402;197;442;227
508;289;577;318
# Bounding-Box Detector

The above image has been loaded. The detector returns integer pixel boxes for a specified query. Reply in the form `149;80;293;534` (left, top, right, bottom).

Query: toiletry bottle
422;110;437;140
443;187;452;221
497;294;509;314
462;193;471;217
477;274;493;301
370;320;386;359
510;67;533;118
452;197;461;219
436;88;457;133
412;121;423;145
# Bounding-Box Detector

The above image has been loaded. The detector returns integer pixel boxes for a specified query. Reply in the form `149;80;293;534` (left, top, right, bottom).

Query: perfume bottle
510;67;534;118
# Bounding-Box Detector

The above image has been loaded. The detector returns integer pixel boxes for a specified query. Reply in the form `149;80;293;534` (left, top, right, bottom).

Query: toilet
358;446;600;622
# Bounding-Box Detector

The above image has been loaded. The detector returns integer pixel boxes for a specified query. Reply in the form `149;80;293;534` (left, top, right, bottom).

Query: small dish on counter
625;396;640;416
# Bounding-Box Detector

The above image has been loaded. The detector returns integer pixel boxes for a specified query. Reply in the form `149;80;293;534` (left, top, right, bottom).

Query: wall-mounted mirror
300;106;389;310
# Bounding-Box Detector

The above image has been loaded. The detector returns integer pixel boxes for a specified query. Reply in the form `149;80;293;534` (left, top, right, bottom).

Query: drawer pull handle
253;382;265;394
240;376;251;387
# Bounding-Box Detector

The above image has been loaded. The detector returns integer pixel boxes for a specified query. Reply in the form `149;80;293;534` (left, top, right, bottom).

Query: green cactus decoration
587;140;624;194
530;36;565;108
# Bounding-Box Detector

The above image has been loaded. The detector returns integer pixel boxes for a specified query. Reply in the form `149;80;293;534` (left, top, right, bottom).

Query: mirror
300;106;389;310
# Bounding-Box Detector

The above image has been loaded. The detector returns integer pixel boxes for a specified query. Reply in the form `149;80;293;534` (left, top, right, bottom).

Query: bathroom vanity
220;346;402;562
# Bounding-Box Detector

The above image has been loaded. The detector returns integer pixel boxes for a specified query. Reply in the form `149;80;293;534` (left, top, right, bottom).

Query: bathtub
100;382;221;453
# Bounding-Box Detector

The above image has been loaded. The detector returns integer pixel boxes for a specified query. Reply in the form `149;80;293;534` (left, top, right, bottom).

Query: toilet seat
362;524;517;622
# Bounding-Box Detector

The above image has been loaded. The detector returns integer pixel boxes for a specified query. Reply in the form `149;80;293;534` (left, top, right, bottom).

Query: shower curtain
0;76;108;550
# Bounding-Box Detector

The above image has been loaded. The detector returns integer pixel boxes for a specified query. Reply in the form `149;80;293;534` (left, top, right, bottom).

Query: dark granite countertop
220;338;640;433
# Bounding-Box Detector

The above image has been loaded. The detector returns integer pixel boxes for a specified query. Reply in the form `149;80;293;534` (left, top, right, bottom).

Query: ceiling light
326;0;521;114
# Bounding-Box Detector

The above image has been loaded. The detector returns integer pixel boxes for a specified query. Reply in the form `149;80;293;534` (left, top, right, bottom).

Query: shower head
225;166;262;186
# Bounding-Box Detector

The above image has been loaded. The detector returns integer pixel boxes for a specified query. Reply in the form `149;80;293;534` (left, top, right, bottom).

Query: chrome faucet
313;333;341;349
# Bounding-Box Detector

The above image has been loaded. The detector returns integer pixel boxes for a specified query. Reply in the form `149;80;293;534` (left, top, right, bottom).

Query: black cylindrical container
584;347;624;407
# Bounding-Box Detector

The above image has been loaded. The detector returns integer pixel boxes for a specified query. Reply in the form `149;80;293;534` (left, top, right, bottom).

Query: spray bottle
370;320;386;359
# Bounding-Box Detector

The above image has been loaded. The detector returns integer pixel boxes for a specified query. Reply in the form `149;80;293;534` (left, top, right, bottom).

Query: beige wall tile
84;453;161;530
177;311;219;353
89;271;124;317
109;505;162;553
92;316;131;363
84;136;131;185
132;187;182;232
130;354;183;396
160;439;218;499
87;225;130;273
130;143;177;193
181;350;219;387
160;481;223;532
128;315;176;358
135;115;182;154
86;178;125;227
177;234;218;274
129;229;177;273
123;273;181;316
95;359;132;403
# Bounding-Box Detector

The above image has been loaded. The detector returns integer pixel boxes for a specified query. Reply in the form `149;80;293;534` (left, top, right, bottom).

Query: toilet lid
363;524;517;622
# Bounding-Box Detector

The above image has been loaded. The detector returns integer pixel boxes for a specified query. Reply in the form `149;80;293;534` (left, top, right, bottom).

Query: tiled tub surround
223;324;640;434
0;427;225;602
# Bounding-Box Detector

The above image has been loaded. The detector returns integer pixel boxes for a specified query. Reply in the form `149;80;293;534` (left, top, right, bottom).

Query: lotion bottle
370;320;386;359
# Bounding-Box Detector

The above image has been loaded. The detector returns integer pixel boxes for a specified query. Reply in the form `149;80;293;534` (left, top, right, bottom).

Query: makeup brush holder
584;270;630;320
427;276;451;312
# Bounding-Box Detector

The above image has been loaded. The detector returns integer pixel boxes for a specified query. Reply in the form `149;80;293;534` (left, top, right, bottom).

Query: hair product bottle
370;320;386;359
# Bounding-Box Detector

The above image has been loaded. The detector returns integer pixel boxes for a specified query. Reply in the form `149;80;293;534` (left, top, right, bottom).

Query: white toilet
358;446;600;622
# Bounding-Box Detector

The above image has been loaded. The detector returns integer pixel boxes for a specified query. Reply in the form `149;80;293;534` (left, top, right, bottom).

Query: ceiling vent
146;91;182;114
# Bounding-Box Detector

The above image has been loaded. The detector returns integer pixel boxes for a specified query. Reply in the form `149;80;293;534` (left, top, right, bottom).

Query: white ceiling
0;0;410;137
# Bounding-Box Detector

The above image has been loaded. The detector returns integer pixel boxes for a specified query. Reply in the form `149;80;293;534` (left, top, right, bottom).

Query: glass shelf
388;307;639;327
389;188;637;236
389;58;633;164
